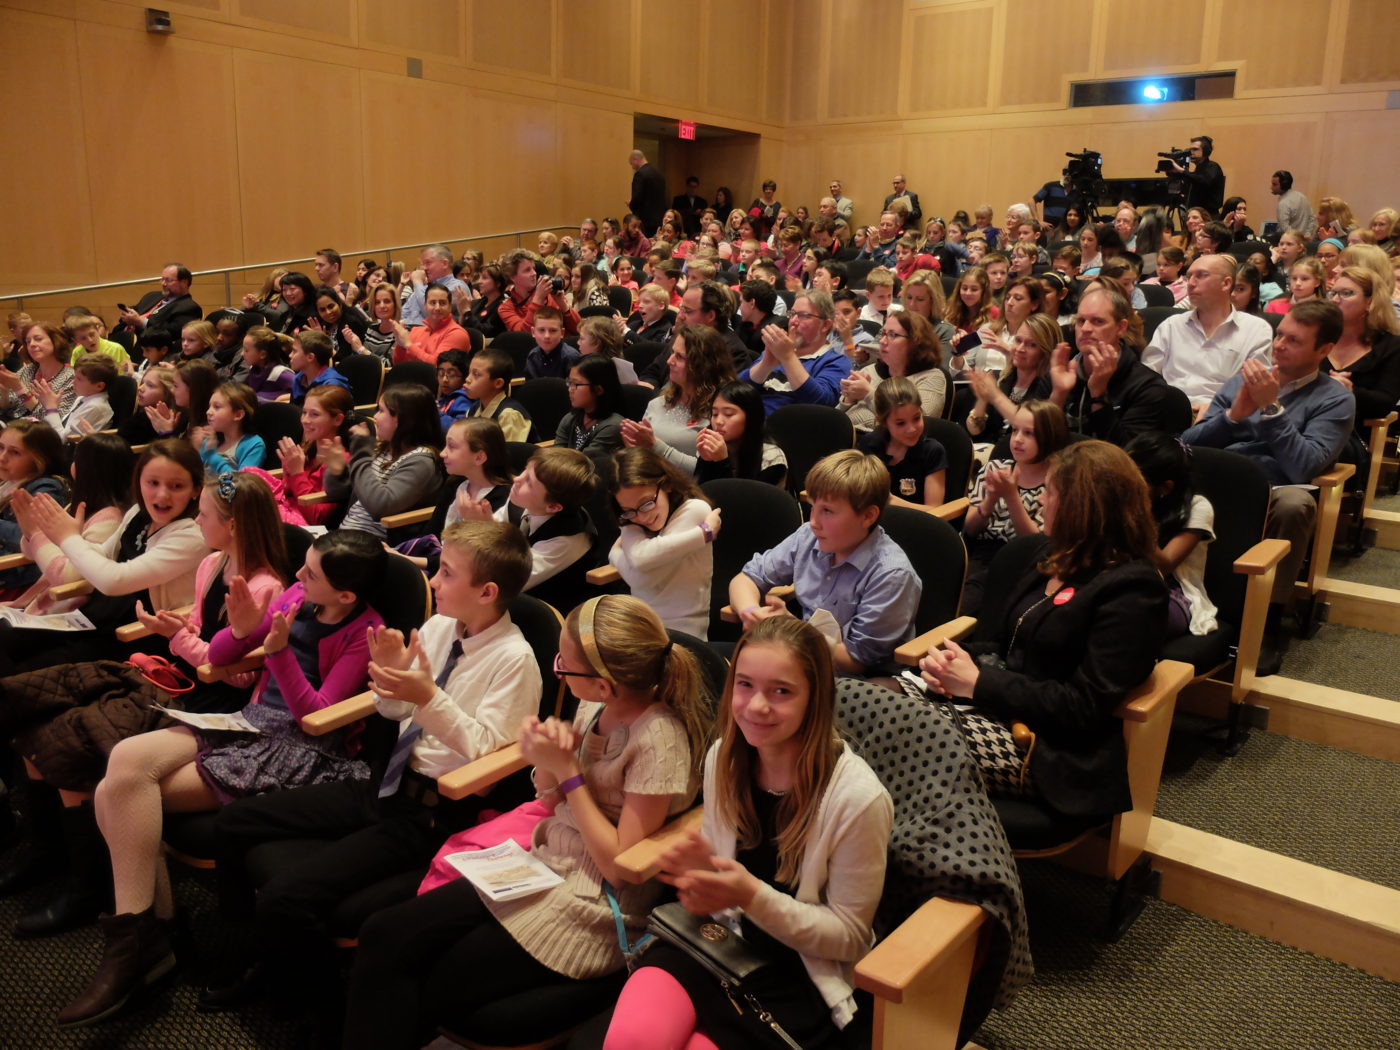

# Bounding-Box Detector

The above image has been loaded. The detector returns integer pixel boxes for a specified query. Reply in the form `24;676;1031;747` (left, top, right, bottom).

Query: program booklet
445;840;563;902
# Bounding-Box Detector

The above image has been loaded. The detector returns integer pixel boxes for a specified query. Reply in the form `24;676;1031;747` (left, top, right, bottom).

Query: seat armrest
437;743;527;801
198;648;267;683
115;603;194;644
586;565;622;586
854;897;985;1004
719;584;796;623
893;616;978;666
47;580;93;602
0;552;31;572
300;692;377;736
1311;462;1356;488
298;491;331;506
928;497;970;523
613;807;705;883
1232;538;1290;575
1115;659;1192;723
381;506;434;530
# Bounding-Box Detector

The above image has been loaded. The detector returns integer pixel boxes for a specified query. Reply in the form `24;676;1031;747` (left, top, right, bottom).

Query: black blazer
969;542;1167;820
114;291;203;350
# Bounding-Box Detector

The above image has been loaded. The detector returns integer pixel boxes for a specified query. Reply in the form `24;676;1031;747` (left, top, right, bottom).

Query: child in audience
858;267;902;326
268;384;355;526
730;449;921;674
324;384;443;539
944;266;1000;364
68;315;132;373
524;307;580;380
0;470;282;953
694;379;788;486
42;353;116;437
148;359;218;443
203;520;540;1017
436;348;473;430
857;376;948;508
464;347;533;442
195;382;265;474
442;417;514;524
241;326;296;402
213;313;250;382
133;329;175;377
962;400;1068;615
1266;257;1326;316
1125;431;1218;638
10;432;133;612
608;447;720;638
1141;245;1188;304
578;314;638;384
341;594;706;1050
556;355;625;470
289;329;351;404
603;615;892;1050
179;320;218;367
0;420;68;593
496;446;597;612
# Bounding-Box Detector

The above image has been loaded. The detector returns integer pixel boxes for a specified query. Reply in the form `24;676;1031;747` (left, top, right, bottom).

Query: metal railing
0;225;572;313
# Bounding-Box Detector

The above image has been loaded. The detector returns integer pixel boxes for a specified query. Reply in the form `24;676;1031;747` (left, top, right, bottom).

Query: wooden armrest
854;896;985;1002
613;807;705;883
197;647;267;683
300;691;377;736
1115;658;1192;723
893;615;977;666
129;443;150;454
263;468;283;480
535;439;555;448
0;552;32;571
509;377;525;388
436;742;527;800
1232;538;1290;575
928;497;970;522
47;580;93;601
1363;412;1398;429
586;565;621;585
380;506;434;529
1311;462;1356;488
115;603;194;644
298;491;331;505
719;584;797;623
354;403;378;414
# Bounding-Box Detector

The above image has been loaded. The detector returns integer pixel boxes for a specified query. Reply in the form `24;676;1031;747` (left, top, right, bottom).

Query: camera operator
499;249;581;336
1167;136;1225;216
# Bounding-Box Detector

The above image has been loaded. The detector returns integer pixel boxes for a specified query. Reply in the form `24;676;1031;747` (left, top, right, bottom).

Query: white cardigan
57;505;208;612
701;742;893;1029
608;498;713;639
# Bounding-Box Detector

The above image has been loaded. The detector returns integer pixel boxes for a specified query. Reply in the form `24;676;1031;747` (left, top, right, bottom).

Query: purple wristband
558;773;586;795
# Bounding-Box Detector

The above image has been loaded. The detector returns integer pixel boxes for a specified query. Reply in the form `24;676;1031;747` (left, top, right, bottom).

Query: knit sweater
56;506;208;612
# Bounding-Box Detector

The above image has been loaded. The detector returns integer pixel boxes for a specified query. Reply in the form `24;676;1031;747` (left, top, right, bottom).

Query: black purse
644;901;803;1050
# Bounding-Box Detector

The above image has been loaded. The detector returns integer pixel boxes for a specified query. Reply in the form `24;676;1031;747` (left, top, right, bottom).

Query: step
1316;578;1400;634
1146;820;1400;982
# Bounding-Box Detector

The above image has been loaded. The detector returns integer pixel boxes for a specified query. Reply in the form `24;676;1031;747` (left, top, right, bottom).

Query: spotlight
1141;84;1168;102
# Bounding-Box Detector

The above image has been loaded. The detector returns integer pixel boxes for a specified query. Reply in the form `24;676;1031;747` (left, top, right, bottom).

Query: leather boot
14;801;110;938
0;780;63;897
55;907;175;1028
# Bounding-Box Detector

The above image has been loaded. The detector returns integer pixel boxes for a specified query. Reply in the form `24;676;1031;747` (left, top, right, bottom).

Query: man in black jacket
671;176;706;237
112;263;202;351
1167;135;1225;216
627;150;666;236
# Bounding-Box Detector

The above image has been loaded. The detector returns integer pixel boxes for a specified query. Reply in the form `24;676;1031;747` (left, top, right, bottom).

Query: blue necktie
378;638;463;798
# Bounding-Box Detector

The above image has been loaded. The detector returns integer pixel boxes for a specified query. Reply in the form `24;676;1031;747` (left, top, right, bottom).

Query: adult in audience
627;149;667;234
829;178;855;222
1113;206;1139;251
468;263;509;340
671;176;706;236
623;324;735;474
859;211;901;268
1165;135;1225;216
884;173;922;231
1315;197;1358;242
736;279;783;356
1142;253;1274;415
0;322;77;422
1221;197;1254;243
500;250;580;335
1272;171;1314;239
1183;301;1355;674
112;264;202;351
400;245;469;329
1050;285;1183;445
395;285;473;365
312;248;352;301
966;312;1057;446
1367;207;1398;253
1319;266;1400;432
1053;202;1091;245
741;290;852;413
839;310;948;431
1033;170;1073;229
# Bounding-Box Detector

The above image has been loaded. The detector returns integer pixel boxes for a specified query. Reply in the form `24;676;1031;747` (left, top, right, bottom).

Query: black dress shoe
1256;632;1289;678
14;881;103;938
196;964;264;1012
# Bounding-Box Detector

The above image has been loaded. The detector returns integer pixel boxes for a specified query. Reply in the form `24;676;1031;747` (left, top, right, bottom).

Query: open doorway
633;113;761;225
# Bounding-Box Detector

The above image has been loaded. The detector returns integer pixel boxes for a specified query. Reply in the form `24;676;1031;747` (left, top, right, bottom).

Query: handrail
0;225;573;310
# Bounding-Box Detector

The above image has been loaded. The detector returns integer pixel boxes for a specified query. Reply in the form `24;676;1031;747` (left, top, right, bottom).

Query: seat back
623;340;665;375
1186;447;1271;632
251;400;304;468
1138;283;1175;309
507;593;568;721
490;331;537;380
382;360;437;397
766;404;855;496
338;354;385;407
606;284;634;315
618;383;655;422
1140;306;1178;343
504;440;537;476
701;478;803;641
465;327;485;354
880;506;967;633
846;259;878;289
514;378;572;441
924;417;974;500
374;551;434;634
281;523;315;574
108;374;138;430
669;629;728;720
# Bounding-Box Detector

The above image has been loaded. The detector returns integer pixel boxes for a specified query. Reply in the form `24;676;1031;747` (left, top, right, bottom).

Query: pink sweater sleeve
262;606;383;721
169;559;283;675
206;581;304;666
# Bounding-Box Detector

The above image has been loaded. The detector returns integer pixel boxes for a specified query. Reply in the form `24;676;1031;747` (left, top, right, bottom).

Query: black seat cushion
1160;623;1233;676
993;797;1101;852
436;971;627;1045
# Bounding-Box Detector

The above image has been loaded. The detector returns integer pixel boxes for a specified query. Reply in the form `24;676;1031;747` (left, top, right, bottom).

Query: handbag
644;901;804;1050
123;653;196;695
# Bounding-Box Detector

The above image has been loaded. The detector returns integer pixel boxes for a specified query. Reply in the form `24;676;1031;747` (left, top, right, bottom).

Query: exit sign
678;121;696;140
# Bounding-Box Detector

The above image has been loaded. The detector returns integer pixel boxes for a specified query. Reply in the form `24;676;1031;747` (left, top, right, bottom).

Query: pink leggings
603;966;721;1050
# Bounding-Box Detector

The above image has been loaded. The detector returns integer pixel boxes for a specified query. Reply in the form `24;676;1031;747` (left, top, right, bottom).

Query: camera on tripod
1155;147;1191;174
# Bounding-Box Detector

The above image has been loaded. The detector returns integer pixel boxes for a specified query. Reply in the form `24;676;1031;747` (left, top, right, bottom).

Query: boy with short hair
208;521;543;1007
523;307;580;380
68;315;132;373
134;329;175;377
289;329;351;404
44;353;117;436
435;348;474;430
859;267;904;325
1052;245;1081;280
730;449;921;674
465;348;533;441
496;446;597;613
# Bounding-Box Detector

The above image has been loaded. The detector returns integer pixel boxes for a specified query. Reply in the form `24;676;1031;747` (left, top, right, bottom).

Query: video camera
1155;147;1191;174
1064;149;1102;183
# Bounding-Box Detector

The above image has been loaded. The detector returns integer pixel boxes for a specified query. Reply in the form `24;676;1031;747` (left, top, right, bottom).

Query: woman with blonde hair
1320;265;1400;430
1316;196;1358;241
966;312;1057;445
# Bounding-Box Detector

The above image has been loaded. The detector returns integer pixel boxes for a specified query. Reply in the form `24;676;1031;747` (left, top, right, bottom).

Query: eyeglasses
880;329;907;340
436;368;463;378
1327;288;1361;300
788;311;821;323
565;380;595;390
617;486;661;522
552;651;607;680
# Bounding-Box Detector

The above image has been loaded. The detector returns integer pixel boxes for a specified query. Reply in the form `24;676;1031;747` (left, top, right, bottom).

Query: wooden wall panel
785;5;822;125
559;0;631;92
705;0;753;116
467;92;561;234
762;0;790;127
235;0;352;40
233;50;365;264
1196;118;1321;216
1102;0;1207;73
1316;110;1400;218
907;6;993;114
826;0;902;119
361;0;463;59
0;9;95;293
637;5;691;105
824;136;905;235
78;23;243;279
470;0;553;77
999;0;1093;107
905;129;994;223
1341;0;1400;84
1218;0;1327;91
556;104;634;227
